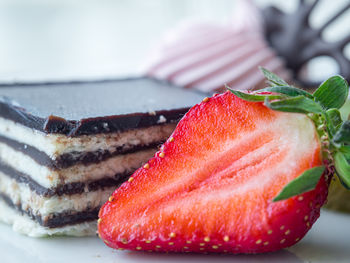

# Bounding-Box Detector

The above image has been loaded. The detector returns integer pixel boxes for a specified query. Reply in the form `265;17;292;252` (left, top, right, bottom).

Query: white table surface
0;209;349;263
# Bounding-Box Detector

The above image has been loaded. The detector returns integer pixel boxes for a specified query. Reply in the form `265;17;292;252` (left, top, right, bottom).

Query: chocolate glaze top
0;77;204;136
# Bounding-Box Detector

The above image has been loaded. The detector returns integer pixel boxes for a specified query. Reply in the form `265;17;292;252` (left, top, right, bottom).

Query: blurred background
0;0;349;82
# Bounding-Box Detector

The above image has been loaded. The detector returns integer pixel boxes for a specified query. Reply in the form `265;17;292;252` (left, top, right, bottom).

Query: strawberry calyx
228;68;350;201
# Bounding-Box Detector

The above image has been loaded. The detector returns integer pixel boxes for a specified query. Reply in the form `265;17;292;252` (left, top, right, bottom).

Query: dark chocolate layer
262;1;350;87
0;77;204;136
0;193;98;228
0;134;162;169
0;160;134;197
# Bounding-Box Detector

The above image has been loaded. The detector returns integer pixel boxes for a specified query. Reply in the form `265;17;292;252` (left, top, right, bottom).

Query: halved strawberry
98;69;350;254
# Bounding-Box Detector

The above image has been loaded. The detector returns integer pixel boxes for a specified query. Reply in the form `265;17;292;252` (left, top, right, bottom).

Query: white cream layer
0;141;156;188
0;172;115;217
0;117;175;158
0;199;96;237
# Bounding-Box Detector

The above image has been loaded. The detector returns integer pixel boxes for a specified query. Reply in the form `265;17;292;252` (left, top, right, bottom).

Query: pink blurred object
143;0;291;93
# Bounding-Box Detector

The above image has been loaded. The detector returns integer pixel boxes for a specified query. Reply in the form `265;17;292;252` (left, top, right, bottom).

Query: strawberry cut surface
98;92;328;254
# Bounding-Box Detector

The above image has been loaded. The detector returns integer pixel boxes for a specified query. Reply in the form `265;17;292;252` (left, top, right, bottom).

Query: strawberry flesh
98;92;328;254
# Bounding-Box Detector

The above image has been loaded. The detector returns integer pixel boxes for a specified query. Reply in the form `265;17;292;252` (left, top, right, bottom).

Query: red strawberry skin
98;92;329;254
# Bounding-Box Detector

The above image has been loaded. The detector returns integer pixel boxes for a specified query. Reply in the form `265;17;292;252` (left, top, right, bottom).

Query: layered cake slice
0;77;203;237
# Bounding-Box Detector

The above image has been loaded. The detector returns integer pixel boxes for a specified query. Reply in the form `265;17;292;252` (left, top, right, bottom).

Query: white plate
0;209;348;263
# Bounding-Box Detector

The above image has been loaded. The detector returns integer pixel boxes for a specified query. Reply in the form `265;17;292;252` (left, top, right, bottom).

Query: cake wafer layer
0;78;203;236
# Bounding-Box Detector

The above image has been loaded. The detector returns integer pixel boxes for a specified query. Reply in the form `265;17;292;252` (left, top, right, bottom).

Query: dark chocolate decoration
262;0;350;88
0;77;204;136
0;193;99;228
0;134;164;169
0;161;134;197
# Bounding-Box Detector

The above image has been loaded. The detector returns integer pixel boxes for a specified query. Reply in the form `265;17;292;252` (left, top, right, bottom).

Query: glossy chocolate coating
262;0;350;88
0;77;204;136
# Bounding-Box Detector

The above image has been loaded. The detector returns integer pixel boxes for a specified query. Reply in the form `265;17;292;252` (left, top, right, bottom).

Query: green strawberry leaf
333;121;350;144
325;109;342;137
259;86;313;99
313;76;349;110
227;68;350;197
334;152;350;189
259;67;289;87
264;96;323;114
339;145;350;160
273;166;325;202
228;88;285;102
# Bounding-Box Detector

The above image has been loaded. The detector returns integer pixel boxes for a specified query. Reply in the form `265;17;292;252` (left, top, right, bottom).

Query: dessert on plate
0;77;203;237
